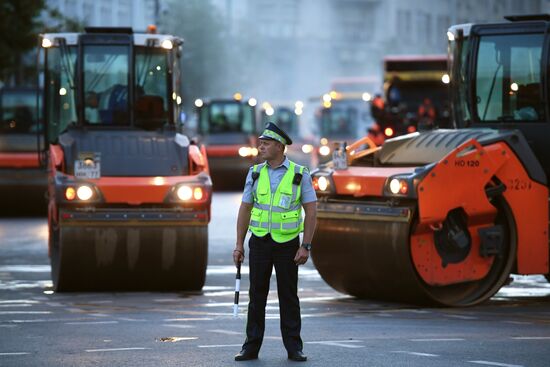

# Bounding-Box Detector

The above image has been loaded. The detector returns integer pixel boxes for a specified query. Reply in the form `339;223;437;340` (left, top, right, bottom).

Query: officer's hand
233;248;245;267
294;247;309;266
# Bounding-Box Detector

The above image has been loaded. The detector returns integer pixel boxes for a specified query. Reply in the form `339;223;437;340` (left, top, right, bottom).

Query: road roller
39;27;212;291
0;87;47;213
193;94;260;190
310;15;550;306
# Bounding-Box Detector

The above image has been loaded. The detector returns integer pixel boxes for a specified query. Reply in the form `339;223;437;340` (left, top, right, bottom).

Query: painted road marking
0;352;30;356
85;347;150;353
468;361;523;367
198;344;242;348
410;338;465;342
65;321;119;325
445;314;478;320
0;300;39;304
0;311;51;315
0;265;50;273
502;321;532;325
163;324;195;329
511;336;550;340
392;351;439;357
164;318;213;321
306;340;364;348
207;329;242;335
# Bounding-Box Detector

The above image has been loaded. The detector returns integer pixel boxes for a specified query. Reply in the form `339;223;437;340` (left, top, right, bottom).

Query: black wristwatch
301;243;312;251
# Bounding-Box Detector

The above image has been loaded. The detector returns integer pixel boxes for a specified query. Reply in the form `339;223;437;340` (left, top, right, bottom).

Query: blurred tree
0;0;84;86
160;0;228;113
0;0;45;85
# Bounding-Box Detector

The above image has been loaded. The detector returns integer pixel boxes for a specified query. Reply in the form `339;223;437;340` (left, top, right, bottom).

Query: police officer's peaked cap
258;122;293;145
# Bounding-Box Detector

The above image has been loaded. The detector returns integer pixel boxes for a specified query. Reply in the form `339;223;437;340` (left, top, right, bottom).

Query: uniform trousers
242;233;303;354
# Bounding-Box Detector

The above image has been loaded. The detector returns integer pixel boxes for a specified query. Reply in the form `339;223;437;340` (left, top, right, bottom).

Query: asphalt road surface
1;192;549;366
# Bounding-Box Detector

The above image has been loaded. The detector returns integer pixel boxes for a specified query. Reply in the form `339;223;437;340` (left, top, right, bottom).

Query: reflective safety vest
249;161;305;243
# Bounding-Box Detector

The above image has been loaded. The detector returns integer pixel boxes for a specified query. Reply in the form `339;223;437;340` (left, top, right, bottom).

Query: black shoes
288;350;307;362
234;349;307;362
234;350;258;361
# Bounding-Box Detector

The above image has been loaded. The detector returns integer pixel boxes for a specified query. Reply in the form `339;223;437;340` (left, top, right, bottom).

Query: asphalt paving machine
39;27;212;291
310;15;550;306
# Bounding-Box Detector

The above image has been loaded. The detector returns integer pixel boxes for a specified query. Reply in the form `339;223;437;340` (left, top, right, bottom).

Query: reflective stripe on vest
248;160;305;243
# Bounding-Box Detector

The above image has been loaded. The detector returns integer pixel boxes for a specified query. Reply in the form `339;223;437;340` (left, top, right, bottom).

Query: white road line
163;324;195;329
0;300;39;304
445;314;478;320
207;329;242;335
85;347;150;353
502;321;532;325
0;304;32;308
410;338;465;342
65;321;119;325
511;336;550;340
0;352;30;356
0;265;50;273
164;318;213;321
306;340;364;348
0;311;51;315
198;344;243;348
392;351;439;357
468;360;524;367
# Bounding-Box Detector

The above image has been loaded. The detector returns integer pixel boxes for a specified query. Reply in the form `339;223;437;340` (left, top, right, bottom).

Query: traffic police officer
233;122;317;362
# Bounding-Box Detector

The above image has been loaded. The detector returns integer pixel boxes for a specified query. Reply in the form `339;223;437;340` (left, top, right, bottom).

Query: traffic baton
233;262;241;318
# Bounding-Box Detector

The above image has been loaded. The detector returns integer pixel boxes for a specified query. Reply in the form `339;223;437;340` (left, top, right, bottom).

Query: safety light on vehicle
389;178;408;195
194;99;203;108
317;176;329;192
248;98;257;107
319;145;331;156
176;185;193;201
65;187;76;201
76;185;94;201
193;187;203;201
301;144;313;154
161;39;173;49
42;38;53;48
384;127;394;137
441;74;450;84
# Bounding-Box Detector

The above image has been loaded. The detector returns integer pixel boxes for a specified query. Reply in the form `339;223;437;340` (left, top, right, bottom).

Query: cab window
475;33;544;122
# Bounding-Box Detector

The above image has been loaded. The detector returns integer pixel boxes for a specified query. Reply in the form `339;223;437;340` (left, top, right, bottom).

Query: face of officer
258;138;284;161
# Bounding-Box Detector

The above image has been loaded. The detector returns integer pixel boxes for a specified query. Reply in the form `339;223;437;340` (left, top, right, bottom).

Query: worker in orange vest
417;97;436;129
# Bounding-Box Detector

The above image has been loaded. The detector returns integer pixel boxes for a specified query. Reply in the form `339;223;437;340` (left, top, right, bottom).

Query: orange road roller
310;16;550;306
39;27;212;291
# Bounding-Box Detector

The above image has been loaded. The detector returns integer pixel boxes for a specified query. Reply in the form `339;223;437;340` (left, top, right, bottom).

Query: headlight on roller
301;144;313;154
311;172;334;195
319;145;331;156
176;185;193;201
76;185;94;201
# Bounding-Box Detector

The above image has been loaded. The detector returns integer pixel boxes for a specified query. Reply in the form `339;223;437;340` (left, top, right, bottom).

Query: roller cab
194;95;260;189
40;28;212;291
311;16;550;306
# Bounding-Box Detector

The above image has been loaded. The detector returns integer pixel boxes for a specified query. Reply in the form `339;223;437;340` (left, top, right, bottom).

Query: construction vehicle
0;87;46;212
311;77;378;165
259;100;316;168
39;27;212;291
309;15;550;306
370;55;450;143
193;94;259;189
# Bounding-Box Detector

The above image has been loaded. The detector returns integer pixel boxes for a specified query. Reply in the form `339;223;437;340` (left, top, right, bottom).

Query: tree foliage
0;0;45;84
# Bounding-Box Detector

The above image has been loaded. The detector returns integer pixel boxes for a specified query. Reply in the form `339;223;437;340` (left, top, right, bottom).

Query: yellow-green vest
249;161;304;243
